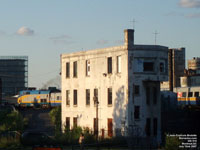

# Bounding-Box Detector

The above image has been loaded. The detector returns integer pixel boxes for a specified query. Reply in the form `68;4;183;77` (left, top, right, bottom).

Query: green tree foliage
49;106;61;133
0;110;26;132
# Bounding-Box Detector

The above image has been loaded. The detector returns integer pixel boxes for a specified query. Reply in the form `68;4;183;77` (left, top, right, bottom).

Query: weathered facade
161;48;185;91
61;29;168;143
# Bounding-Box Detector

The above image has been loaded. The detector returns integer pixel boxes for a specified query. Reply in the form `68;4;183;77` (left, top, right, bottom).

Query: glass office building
0;56;28;96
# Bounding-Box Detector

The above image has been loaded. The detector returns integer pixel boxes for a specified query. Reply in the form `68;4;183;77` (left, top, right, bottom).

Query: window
66;62;70;78
143;62;154;72
160;62;164;73
146;87;150;105
94;89;98;105
41;99;47;103
57;96;60;100
134;85;140;95
188;92;193;97
153;118;157;136
73;117;77;128
134;106;140;119
195;92;199;97
108;57;112;74
182;92;186;97
153;87;157;105
86;89;90;106
146;118;151;136
117;56;121;73
66;117;70;130
66;90;70;106
108;88;112;105
73;90;77;105
73;61;77;77
86;60;90;76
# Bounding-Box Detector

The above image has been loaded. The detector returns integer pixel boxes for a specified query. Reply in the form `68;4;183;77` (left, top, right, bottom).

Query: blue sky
0;0;200;88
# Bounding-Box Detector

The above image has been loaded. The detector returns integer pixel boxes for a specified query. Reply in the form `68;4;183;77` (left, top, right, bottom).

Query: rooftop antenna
153;30;159;45
130;19;136;30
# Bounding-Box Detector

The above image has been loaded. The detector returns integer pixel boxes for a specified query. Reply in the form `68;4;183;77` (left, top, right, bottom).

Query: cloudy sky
0;0;200;88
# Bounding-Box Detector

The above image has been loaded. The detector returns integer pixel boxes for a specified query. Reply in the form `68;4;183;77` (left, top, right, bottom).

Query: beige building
61;29;168;143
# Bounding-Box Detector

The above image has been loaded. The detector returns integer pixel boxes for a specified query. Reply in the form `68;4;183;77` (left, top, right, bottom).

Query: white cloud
179;0;200;8
17;26;34;36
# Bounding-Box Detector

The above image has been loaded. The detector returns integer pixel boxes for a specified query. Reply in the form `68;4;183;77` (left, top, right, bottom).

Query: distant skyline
0;0;200;88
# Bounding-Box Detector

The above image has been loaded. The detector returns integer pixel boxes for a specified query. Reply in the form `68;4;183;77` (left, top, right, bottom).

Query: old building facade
61;29;168;143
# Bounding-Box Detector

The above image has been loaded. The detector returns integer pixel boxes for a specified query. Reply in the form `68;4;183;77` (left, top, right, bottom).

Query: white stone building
61;29;168;143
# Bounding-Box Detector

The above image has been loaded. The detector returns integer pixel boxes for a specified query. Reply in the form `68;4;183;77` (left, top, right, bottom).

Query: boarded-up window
86;60;90;76
86;89;90;105
117;56;121;73
108;88;112;105
74;90;77;105
108;57;112;74
66;62;70;78
73;61;77;77
66;90;70;106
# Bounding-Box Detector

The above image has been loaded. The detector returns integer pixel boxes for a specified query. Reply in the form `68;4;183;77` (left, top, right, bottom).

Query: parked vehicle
20;131;56;146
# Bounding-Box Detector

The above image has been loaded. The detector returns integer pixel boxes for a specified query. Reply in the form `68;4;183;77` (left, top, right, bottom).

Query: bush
0;137;21;149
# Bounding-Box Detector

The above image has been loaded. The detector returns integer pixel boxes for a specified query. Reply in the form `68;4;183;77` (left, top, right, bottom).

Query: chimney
124;29;134;47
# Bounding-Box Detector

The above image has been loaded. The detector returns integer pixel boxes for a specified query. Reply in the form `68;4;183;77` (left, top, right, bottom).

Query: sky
0;0;200;89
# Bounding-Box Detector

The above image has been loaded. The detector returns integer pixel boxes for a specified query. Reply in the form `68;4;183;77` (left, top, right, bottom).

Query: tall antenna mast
154;30;159;45
130;19;136;30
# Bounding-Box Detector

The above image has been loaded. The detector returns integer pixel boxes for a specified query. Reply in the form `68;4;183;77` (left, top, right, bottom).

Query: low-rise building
61;29;168;144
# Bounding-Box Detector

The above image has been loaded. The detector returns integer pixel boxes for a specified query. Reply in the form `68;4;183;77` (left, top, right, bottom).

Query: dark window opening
66;117;70;129
134;106;140;119
195;92;199;97
108;88;112;105
182;92;186;97
66;62;70;78
143;62;154;72
94;89;98;105
146;87;150;105
73;117;77;128
108;57;112;74
160;62;164;73
73;61;77;77
86;89;90;105
146;118;151;136
188;92;193;97
73;90;77;105
66;90;70;106
134;85;140;95
153;118;157;136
